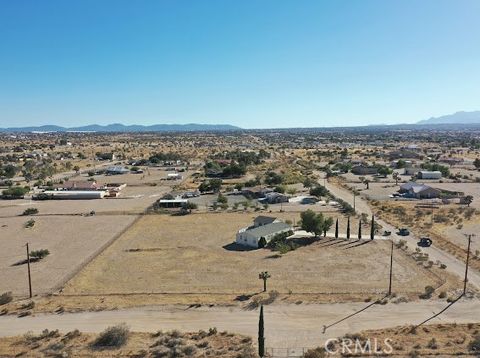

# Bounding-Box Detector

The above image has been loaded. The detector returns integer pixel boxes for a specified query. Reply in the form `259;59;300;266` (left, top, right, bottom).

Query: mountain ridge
0;123;242;132
417;111;480;125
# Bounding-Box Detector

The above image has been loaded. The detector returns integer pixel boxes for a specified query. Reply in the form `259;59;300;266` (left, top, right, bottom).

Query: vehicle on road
417;237;433;247
398;228;410;236
383;230;392;236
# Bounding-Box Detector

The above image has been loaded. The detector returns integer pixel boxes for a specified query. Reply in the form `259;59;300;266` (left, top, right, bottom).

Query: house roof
254;216;278;226
400;181;423;191
246;222;291;239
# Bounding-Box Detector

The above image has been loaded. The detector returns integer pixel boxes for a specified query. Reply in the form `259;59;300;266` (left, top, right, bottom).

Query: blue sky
0;0;479;129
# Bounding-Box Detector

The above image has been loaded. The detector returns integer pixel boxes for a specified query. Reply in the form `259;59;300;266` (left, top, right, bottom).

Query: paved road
319;173;480;290
1;300;479;348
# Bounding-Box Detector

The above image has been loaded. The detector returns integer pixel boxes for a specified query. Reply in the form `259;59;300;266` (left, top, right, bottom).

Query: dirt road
319;173;480;290
1;300;479;348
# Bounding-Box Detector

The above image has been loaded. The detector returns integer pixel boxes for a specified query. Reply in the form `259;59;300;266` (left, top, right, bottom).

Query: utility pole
26;243;32;298
388;240;394;296
463;234;474;296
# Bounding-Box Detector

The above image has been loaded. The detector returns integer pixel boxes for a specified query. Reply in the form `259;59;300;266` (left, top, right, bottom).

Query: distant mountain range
418;111;480;125
0;123;241;133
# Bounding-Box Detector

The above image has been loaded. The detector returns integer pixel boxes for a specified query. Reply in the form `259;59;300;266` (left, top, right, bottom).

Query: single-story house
404;167;420;176
399;182;441;199
253;215;281;227
259;192;289;204
241;186;273;199
52;180;99;191
236;217;292;248
351;165;378;175
417;171;442;180
166;173;182;180
36;190;106;200
106;166;130;175
156;198;189;208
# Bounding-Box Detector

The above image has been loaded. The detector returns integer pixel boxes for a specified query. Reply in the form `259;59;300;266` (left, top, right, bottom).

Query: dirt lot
0;215;137;297
64;213;440;302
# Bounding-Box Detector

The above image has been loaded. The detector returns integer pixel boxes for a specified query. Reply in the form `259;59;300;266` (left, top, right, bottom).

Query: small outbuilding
417;171;442;179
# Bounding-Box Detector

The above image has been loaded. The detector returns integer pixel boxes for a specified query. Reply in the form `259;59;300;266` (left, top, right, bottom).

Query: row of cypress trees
333;215;376;240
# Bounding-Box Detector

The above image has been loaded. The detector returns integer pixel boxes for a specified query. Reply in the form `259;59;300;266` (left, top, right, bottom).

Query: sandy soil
0;215;137;296
64;213;439;301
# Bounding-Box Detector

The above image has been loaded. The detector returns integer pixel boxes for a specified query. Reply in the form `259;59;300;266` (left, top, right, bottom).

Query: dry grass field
64;212;440;303
0;214;137;296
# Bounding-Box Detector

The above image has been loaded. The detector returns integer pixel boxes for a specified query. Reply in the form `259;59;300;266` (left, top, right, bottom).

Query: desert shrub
419;285;435;299
304;347;326;358
30;249;50;260
92;324;129;348
24;219;35;228
427;338;438;349
22;208;39;216
0;292;13;305
469;335;480;352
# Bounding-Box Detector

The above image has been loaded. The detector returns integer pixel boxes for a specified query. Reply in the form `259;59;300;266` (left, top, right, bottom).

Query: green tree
309;185;329;198
300;210;333;237
346;216;351;239
258;305;265;358
474;158;480;170
464;195;474;207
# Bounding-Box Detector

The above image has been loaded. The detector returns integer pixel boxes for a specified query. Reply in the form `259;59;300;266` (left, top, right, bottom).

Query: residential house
236;216;292;248
259;192;289;204
105;166;130;175
351;165;378;175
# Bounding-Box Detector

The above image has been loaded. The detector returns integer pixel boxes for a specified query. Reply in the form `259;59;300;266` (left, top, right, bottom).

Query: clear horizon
1;0;479;129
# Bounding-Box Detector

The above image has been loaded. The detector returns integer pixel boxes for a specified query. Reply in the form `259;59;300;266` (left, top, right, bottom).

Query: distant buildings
351;165;378;175
417;171;442;180
166;173;183;180
105;166;130;175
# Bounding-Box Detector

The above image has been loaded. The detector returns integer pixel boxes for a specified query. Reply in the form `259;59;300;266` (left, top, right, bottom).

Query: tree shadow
343;240;373;250
222;242;256;252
